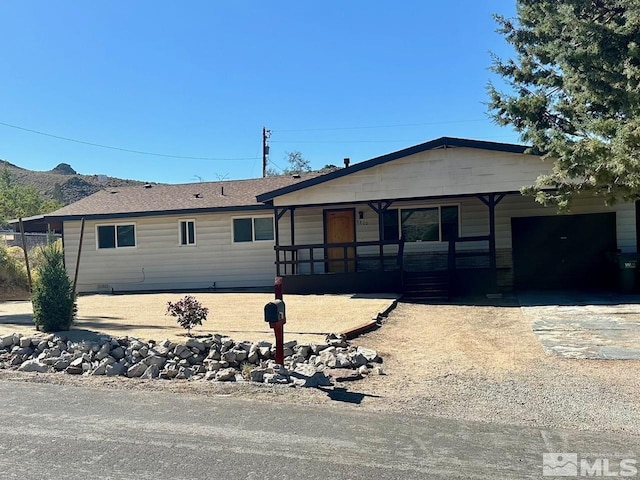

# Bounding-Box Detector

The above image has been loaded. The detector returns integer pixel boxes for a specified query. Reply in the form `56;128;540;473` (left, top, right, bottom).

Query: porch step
402;272;450;301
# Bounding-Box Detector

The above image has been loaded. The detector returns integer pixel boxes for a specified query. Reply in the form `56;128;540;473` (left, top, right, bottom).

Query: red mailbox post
264;277;286;365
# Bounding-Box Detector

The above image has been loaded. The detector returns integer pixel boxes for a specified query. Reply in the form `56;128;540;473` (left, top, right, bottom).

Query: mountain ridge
1;160;154;205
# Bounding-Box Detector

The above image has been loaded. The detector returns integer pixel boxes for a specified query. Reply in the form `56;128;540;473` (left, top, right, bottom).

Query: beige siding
64;211;278;293
273;148;553;206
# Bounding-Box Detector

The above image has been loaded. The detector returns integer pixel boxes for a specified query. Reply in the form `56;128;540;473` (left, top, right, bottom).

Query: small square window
233;218;253;243
253;218;274;241
117;225;136;247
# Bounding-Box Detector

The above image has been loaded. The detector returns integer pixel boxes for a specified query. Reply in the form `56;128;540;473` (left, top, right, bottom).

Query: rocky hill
1;160;153;205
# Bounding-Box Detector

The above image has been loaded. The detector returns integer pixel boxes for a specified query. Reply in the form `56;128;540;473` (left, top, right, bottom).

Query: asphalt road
0;381;637;479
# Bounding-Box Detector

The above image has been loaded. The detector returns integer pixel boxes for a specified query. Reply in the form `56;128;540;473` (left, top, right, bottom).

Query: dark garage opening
511;213;617;289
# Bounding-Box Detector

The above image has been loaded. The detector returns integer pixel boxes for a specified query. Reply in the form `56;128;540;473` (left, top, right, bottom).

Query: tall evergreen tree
488;1;640;210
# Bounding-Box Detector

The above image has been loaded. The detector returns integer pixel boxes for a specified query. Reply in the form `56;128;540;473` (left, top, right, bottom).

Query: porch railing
275;239;405;276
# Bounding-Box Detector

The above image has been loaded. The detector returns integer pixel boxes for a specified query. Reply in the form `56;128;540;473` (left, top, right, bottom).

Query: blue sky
0;1;519;184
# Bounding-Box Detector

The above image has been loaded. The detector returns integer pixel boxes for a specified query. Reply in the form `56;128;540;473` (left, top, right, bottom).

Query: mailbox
264;299;286;323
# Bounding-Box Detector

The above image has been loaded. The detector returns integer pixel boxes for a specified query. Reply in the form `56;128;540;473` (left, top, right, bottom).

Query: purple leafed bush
166;295;208;335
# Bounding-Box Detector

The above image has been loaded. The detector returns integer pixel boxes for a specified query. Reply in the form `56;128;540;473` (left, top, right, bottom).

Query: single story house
17;137;639;297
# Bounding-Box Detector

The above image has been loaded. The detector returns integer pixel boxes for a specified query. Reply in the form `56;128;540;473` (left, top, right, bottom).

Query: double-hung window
179;220;196;246
233;217;274;243
97;224;136;249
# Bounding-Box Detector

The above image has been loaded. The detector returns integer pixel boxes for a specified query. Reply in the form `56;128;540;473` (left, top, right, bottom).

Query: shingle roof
44;174;319;220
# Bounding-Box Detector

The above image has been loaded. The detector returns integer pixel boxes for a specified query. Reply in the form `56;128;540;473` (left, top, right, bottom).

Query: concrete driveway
519;291;640;359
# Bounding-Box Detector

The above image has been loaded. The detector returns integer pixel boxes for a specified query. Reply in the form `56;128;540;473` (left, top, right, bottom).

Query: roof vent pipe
344;158;350;168
221;186;224;196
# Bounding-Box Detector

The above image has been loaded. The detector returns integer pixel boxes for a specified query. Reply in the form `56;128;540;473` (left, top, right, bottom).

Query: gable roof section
256;137;530;203
43;174;319;221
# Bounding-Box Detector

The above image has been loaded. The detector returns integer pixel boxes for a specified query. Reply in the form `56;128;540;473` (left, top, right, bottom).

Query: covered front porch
272;193;509;297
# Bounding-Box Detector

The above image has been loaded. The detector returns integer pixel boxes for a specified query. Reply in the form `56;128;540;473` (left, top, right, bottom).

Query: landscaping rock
111;346;125;360
249;367;267;383
325;368;363;382
185;338;205;351
105;363;126;377
0;330;380;388
290;364;332;388
18;360;49;373
356;346;380;363
215;368;237;382
65;365;83;375
0;335;14;349
127;363;148;378
143;355;166;369
53;359;71;371
176;366;194;380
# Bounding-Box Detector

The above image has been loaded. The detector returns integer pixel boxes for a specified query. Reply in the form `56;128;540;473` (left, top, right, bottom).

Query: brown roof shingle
46;174;320;219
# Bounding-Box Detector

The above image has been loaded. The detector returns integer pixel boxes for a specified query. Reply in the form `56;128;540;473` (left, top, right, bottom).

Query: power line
271;118;487;133
0;121;259;161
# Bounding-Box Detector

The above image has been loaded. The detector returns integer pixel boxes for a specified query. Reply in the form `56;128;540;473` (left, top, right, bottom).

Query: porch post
274;207;281;276
289;207;296;274
477;194;506;293
368;200;394;271
488;194;497;292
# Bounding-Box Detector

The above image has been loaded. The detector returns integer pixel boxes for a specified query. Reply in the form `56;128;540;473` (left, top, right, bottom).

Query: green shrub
166;295;208;335
31;243;76;332
0;244;28;292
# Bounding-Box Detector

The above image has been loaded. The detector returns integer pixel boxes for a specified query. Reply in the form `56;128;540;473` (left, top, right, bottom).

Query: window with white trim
389;205;459;242
233;217;274;243
179;219;196;246
96;224;136;249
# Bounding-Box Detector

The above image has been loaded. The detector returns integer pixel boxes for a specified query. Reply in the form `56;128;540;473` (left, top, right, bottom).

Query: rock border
0;332;384;388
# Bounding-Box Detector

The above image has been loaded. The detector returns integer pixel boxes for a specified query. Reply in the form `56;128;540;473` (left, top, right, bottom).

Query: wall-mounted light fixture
358;211;364;220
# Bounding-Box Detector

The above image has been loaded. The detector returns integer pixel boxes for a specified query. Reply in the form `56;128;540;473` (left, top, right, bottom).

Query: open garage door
511;213;617;289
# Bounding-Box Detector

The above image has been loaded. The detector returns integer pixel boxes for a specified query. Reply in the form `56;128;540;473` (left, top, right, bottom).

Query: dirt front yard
0;292;397;344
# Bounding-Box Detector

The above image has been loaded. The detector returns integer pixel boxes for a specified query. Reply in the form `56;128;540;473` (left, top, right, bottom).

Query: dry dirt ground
1;294;639;436
0;292;397;344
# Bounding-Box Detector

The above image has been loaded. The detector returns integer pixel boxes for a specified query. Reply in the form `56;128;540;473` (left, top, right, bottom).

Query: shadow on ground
0;313;34;326
317;386;380;405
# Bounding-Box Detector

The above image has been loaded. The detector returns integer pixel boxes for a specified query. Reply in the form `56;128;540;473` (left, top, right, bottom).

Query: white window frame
397;204;461;243
95;222;137;250
178;219;197;247
231;215;275;244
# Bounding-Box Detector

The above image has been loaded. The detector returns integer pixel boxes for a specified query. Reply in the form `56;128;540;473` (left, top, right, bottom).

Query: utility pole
262;127;271;177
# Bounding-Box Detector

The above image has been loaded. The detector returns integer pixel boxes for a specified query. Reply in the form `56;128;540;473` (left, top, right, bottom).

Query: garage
511;213;617;289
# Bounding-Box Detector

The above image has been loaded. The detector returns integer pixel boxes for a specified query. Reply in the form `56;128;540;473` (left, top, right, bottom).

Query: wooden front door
324;209;356;273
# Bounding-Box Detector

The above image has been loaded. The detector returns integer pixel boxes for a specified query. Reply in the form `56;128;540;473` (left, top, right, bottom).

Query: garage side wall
63;211;278;293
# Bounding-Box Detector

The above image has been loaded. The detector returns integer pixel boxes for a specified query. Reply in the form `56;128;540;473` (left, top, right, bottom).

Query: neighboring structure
15;137;638;296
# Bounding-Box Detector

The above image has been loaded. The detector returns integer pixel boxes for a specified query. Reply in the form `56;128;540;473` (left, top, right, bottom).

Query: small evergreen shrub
166;295;208;335
31;243;76;332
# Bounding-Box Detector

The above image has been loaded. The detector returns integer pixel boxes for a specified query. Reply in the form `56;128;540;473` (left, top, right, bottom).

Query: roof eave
42;204;272;222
